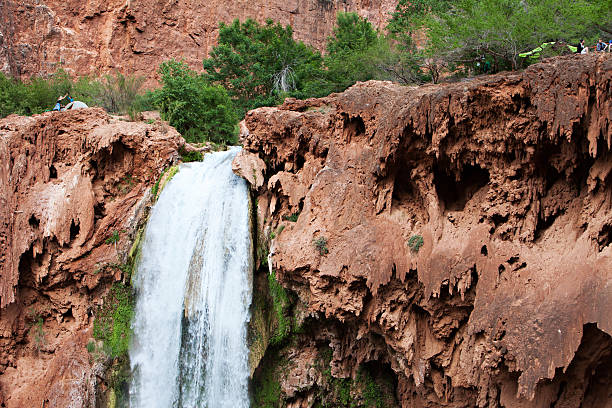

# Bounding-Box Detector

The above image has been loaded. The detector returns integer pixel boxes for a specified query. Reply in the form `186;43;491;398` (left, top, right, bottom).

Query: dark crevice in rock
94;202;106;221
48;165;57;179
597;224;612;251
69;220;80;242
28;215;39;229
434;162;490;212
342;114;366;142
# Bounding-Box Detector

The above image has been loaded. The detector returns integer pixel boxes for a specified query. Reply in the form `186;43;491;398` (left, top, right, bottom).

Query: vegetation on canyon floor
178;146;205;163
0;69;153;119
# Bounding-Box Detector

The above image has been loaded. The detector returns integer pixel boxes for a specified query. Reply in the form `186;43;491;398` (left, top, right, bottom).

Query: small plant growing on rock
106;230;120;246
283;212;300;222
86;340;96;354
106;230;121;257
151;168;166;199
268;270;291;345
30;316;45;351
408;234;424;253
179;146;204;162
313;236;329;256
118;174;136;193
270;225;286;241
93;283;135;358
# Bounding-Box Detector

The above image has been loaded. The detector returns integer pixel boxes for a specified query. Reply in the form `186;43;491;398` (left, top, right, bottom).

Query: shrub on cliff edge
0;70;152;118
202;19;324;115
156;60;238;144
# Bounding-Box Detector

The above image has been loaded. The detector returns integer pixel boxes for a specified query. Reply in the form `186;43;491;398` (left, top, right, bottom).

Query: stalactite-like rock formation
235;54;612;407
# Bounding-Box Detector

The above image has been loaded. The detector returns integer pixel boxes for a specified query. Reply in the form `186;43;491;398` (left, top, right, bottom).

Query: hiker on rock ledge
53;94;72;111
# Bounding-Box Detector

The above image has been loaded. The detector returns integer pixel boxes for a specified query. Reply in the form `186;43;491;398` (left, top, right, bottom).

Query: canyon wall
234;54;612;407
0;108;182;406
0;0;396;84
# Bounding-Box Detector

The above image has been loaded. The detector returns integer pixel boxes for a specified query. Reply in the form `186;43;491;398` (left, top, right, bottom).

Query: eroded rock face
235;54;612;407
0;0;396;84
0;108;182;407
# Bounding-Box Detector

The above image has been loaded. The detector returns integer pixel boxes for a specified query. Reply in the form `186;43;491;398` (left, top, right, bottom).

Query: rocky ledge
0;108;182;407
234;54;612;407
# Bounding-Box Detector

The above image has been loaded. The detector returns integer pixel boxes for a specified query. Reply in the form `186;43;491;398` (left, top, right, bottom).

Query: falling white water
129;147;252;408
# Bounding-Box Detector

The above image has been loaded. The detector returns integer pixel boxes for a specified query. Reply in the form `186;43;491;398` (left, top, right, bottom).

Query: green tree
387;0;451;83
156;59;238;144
321;12;385;93
390;0;610;75
202;19;324;114
0;73;25;117
327;12;378;56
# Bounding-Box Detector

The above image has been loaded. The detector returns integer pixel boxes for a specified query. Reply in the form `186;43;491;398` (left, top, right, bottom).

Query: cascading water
129;147;252;408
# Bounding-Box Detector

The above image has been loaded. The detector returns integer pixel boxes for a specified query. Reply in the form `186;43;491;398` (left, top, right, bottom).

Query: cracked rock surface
0;108;181;407
235;54;612;407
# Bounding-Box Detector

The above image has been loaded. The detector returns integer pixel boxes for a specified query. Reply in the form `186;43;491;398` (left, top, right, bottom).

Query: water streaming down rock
129;148;252;408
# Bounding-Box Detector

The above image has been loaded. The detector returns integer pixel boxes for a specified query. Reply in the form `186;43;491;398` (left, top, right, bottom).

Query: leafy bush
0;73;24;117
389;0;612;75
93;283;135;358
156;60;238;144
0;69;72;117
94;72;145;114
282;212;300;222
202;19;324;114
408;234;424;253
0;69;152;118
179;147;204;162
313;236;329;256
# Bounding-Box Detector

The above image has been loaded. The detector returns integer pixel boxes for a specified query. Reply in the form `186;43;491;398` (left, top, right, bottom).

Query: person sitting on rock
577;39;585;54
596;39;606;52
53;94;73;111
53;95;66;111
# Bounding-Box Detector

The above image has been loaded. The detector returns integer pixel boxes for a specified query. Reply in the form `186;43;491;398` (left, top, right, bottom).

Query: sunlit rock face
0;108;182;407
234;54;612;407
0;0;396;85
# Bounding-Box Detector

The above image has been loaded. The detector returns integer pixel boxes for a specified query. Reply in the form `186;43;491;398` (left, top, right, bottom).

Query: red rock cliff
0;108;182;407
0;0;396;83
234;54;612;407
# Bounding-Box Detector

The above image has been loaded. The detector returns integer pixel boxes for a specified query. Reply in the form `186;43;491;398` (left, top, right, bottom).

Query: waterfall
129;148;252;408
